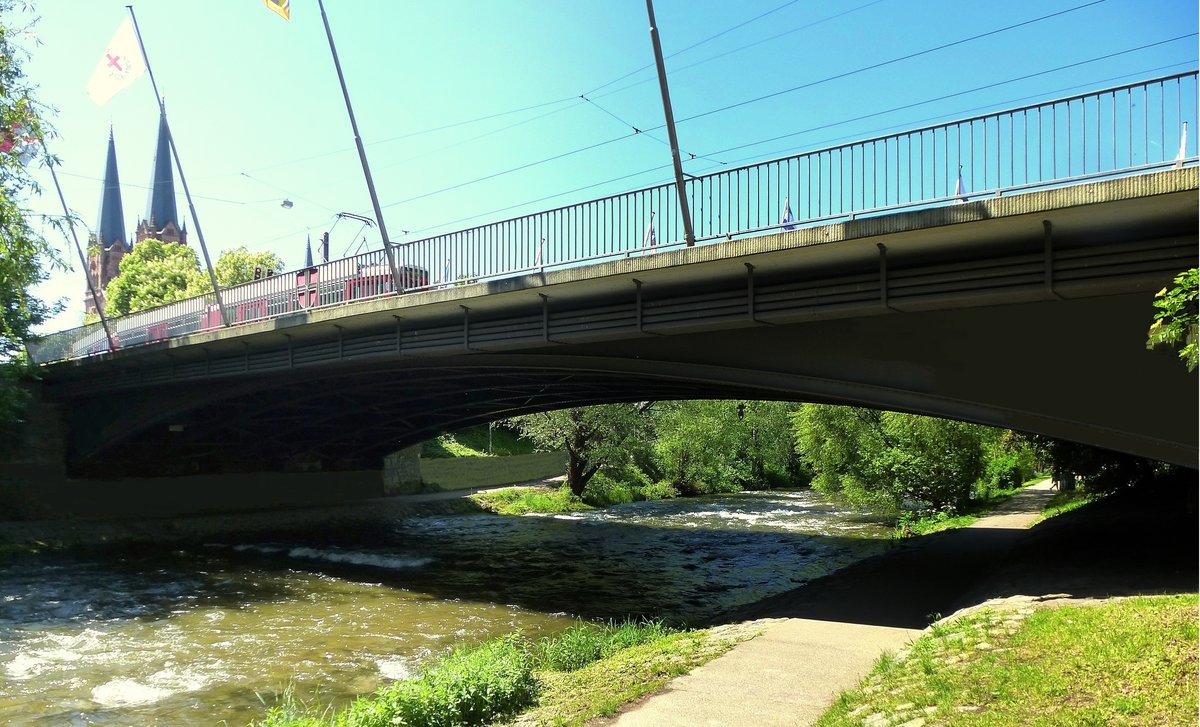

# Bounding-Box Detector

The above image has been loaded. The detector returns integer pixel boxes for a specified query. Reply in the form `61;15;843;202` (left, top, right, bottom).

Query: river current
0;489;891;725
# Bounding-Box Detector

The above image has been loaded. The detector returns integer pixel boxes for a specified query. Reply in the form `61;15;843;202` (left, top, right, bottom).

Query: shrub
980;450;1029;494
637;481;679;501
340;634;538;727
581;472;636;507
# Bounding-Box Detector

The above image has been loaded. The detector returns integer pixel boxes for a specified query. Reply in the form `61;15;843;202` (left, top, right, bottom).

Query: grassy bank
253;620;749;727
1030;487;1106;526
470;485;590;516
899;476;1045;537
815;594;1198;726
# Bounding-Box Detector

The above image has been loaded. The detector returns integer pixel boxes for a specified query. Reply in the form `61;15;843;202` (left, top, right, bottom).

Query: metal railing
29;71;1198;364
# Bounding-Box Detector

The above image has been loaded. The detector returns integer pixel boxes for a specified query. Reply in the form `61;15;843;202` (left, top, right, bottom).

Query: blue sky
16;0;1198;331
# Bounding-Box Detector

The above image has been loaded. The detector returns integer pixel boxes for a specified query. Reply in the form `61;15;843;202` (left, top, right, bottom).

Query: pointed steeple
145;108;179;231
96;126;126;250
305;234;314;267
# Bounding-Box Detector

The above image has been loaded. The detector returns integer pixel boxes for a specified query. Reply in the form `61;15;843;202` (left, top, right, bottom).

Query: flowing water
0;489;891;725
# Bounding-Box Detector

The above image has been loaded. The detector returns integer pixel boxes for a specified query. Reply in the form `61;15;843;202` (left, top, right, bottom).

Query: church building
85;110;187;314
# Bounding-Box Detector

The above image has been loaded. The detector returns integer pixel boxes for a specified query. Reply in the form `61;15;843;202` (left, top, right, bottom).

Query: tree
215;246;284;287
793;404;992;512
0;3;60;439
1147;268;1198;372
652;400;750;495
507;404;651;496
104;238;209;316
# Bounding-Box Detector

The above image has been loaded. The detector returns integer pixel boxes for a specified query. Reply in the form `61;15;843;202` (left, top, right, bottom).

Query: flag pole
316;0;405;294
125;5;230;327
43;150;116;351
644;0;695;247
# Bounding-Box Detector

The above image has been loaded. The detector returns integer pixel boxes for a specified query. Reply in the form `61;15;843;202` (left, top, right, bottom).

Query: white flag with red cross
86;18;146;106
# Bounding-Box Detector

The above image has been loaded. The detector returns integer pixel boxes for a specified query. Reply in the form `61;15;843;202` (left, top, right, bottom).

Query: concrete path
598;481;1058;727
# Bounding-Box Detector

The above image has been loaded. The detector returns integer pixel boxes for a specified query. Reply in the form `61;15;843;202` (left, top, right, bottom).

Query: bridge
26;73;1200;484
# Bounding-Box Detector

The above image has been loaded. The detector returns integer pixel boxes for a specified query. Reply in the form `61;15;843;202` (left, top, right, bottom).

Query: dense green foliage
1146;267;1198;371
507;401;803;499
337;634;536;727
0;4;58;437
253;621;686;727
104;238;209;316
214;245;284;287
104;242;286;316
507;404;653;495
793;405;1034;514
817;595;1198;726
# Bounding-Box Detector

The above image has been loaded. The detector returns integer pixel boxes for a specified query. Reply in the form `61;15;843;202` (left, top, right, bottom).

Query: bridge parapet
31;72;1199;365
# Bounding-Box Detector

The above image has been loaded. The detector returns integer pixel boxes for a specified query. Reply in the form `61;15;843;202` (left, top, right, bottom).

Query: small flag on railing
781;197;795;231
643;212;657;247
954;164;968;203
533;238;545;267
443;257;452;284
86;17;147;106
264;0;291;21
1174;121;1188;169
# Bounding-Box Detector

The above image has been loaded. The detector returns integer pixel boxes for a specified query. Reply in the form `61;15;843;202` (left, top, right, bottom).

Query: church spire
144;108;178;231
96;126;126;250
305;234;313;267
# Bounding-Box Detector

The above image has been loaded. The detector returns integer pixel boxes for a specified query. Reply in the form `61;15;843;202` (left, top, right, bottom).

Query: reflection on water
0;489;890;725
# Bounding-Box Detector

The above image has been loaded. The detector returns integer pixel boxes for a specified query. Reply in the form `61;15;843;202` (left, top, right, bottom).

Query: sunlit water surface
0;489;890;725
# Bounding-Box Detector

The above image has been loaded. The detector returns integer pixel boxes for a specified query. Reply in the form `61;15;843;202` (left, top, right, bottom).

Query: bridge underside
45;172;1199;477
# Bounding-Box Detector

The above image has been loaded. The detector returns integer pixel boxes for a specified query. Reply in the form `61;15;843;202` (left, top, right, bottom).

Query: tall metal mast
126;5;230;326
645;0;696;247
317;0;405;293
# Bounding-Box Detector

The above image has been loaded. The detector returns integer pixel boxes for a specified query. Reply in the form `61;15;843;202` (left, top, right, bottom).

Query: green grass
251;620;744;727
506;628;746;727
815;594;1199;726
1029;488;1106;527
421;425;535;459
470;485;591;515
901;476;1044;537
534;620;670;672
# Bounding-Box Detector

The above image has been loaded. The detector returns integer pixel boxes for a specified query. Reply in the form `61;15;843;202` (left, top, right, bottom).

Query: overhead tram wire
674;0;1110;126
375;0;1117;213
237;95;581;176
579;95;728;166
55;169;276;206
409;57;1196;238
590;0;891;101
580;0;809;97
379;132;635;210
234;0;877;181
700;35;1198;158
372;100;585;174
713;59;1200;167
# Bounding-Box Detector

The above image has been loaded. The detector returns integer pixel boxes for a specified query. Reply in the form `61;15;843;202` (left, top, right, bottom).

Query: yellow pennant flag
264;0;290;21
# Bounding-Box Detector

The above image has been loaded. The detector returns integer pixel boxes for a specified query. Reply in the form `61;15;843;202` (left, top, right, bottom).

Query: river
0;489;892;725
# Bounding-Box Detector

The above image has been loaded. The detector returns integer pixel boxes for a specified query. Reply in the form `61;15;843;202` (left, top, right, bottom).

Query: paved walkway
598;480;1059;727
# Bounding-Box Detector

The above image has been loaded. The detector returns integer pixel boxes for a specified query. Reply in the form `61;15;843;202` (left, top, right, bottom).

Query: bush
535;620;670;672
581;472;636;507
637;481;679;501
340;634;538;727
980;450;1033;495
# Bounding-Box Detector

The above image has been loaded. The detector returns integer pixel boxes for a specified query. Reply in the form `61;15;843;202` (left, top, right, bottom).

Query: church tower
84;128;130;315
134;109;187;245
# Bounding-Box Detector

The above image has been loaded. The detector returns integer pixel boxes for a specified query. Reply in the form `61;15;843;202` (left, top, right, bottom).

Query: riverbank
599;477;1198;726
